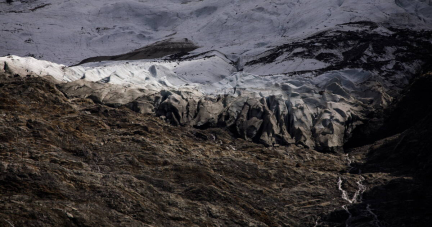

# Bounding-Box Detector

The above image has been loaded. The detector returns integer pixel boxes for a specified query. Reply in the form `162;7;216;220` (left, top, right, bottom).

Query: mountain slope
1;0;431;65
1;67;432;227
0;74;350;226
1;0;432;226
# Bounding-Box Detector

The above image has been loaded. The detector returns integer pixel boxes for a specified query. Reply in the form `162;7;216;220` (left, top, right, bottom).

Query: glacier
1;0;432;150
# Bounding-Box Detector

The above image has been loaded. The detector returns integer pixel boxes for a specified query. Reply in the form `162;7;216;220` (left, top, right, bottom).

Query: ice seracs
0;52;392;150
1;0;432;150
2;20;432;150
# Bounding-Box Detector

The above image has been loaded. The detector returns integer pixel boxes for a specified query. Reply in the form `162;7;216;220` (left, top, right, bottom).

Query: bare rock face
76;38;199;65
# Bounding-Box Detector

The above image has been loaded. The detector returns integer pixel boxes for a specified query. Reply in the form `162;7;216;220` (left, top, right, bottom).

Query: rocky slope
0;74;348;226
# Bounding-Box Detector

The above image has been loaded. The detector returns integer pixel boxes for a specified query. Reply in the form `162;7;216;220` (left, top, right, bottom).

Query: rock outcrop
76;38;199;65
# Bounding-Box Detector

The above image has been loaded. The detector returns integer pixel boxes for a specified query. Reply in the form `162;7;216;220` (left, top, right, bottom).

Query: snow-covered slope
0;52;236;90
1;0;431;65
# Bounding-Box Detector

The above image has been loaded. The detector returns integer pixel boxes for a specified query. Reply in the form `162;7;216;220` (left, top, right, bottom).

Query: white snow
0;54;237;92
1;0;431;65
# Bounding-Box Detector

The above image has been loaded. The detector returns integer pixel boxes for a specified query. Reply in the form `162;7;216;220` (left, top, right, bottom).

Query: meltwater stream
337;154;382;227
337;176;366;204
337;176;367;226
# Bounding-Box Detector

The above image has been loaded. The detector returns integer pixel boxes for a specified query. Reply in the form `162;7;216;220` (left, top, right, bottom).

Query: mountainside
1;0;432;65
1;0;432;226
0;71;431;226
1;68;432;227
0;74;349;226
